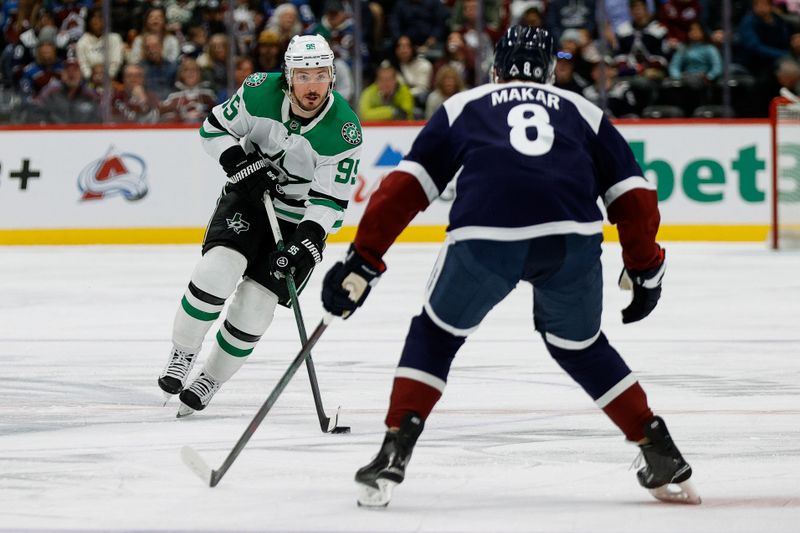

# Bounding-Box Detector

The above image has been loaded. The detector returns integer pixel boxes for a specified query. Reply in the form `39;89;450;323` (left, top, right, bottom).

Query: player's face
291;67;331;111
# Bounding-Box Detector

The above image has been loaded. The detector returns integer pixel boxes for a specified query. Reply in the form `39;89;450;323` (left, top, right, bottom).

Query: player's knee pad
190;246;248;300
543;330;632;400
398;311;466;380
226;278;279;337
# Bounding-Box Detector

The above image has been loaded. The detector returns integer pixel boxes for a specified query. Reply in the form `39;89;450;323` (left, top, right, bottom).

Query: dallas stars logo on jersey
245;73;267;87
226;212;250;234
341;122;361;145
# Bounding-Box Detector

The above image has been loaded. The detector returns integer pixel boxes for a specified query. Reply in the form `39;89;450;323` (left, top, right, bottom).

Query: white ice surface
1;242;799;533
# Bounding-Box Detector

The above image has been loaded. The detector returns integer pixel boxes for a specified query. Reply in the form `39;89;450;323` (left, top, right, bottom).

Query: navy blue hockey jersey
395;81;652;242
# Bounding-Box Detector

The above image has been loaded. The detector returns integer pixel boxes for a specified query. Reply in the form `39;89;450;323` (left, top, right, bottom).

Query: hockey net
770;94;800;249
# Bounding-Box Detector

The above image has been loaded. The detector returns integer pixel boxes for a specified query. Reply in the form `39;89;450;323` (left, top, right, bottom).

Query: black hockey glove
219;146;286;201
618;250;666;324
269;221;325;280
321;244;383;319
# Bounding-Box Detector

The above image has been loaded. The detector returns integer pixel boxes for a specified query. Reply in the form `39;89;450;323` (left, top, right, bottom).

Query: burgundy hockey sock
385;377;442;428
601;381;653;441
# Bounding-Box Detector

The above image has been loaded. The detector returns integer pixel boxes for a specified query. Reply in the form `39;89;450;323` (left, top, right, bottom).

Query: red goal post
770;92;800;249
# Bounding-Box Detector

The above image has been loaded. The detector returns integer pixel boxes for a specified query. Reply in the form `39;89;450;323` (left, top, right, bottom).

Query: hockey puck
331;426;351;434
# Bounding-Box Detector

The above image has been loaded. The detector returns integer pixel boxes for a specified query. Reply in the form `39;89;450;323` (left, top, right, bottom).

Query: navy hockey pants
395;233;634;405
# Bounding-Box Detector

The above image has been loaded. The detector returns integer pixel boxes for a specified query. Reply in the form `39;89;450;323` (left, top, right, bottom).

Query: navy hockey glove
269;221;324;280
321;244;382;319
618;250;666;324
220;146;286;201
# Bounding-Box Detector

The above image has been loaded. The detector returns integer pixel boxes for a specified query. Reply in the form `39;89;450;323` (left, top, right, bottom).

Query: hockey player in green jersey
157;34;362;417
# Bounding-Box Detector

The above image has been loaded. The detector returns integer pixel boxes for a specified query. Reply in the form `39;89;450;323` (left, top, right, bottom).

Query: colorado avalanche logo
77;147;148;201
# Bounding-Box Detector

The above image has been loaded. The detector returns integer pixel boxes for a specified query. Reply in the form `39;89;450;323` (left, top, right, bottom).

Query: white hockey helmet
284;34;336;89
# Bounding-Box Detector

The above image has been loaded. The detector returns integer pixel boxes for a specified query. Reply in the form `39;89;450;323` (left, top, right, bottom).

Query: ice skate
635;416;701;504
356;412;424;508
177;372;221;418
158;347;197;398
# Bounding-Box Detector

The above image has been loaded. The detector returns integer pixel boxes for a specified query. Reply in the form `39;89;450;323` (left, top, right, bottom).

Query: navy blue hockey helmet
493;25;556;84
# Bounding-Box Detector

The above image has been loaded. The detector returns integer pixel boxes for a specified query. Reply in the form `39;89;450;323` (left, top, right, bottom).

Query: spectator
127;7;181;65
424;63;463;118
200;1;227;35
252;29;283;72
554;52;589;94
449;0;504;43
658;0;702;50
546;0;597;41
197;32;228;95
583;58;638;117
33;56;100;123
86;61;119;95
159;56;218;123
19;40;63;100
392;35;433;109
517;4;546;29
358;60;414;120
614;0;670;80
668;21;722;81
333;55;354;101
449;0;495;83
111;63;160;123
775;56;800;93
702;0;748;47
164;0;199;35
259;0;317;33
776;0;800;28
309;0;368;70
736;0;793;78
667;20;722;113
266;3;303;52
109;0;148;41
231;0;257;56
140;32;177;100
216;55;255;103
387;0;449;55
181;24;208;58
8;14;59;89
558;28;595;82
76;8;123;80
433;31;477;89
50;0;92;47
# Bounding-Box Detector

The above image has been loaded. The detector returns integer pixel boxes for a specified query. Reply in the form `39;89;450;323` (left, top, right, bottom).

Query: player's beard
291;88;326;117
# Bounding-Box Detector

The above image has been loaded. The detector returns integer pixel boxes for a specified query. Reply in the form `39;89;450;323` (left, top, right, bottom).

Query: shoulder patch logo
341;122;361;145
245;72;267;87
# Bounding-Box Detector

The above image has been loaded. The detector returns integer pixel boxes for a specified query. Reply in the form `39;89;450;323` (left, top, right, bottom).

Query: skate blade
356;479;396;508
649;479;702;505
162;392;175;406
176;404;195;418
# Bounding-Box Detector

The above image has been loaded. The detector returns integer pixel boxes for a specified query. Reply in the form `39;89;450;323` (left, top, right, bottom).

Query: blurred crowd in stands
1;0;799;124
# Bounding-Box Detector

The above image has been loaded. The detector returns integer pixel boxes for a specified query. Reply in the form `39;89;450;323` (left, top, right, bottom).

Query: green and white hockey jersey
199;72;363;235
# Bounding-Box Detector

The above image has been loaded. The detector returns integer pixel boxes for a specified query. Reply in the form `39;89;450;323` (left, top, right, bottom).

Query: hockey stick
263;195;350;434
182;313;335;487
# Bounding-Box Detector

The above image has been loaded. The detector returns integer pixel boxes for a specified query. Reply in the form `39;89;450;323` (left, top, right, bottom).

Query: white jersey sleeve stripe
603;176;656;207
396;159;440;203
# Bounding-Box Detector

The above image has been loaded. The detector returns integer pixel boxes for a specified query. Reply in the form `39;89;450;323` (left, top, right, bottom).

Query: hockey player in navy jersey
321;26;700;507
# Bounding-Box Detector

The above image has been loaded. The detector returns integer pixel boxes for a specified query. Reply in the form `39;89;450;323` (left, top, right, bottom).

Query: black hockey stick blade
325;406;351;434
